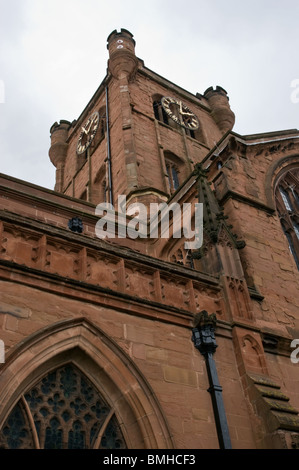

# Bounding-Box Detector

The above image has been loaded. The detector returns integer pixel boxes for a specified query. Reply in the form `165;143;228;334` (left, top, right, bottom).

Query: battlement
203;85;235;133
107;28;138;80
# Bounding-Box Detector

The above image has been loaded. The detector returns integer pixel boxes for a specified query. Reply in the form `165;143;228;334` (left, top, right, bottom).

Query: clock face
76;111;100;155
161;97;199;130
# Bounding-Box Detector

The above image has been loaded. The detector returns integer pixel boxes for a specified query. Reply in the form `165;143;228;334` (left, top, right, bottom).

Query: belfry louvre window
0;364;127;449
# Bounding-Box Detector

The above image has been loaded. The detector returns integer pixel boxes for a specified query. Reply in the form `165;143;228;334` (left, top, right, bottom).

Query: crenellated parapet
204;86;235;134
49;120;71;192
107;28;138;81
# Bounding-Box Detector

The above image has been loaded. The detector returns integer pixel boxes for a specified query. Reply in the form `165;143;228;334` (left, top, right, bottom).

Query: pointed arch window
92;165;107;205
166;162;180;192
275;168;299;270
0;364;127;449
164;151;186;194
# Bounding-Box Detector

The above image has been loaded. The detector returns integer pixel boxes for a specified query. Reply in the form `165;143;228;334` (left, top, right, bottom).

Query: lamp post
192;310;232;449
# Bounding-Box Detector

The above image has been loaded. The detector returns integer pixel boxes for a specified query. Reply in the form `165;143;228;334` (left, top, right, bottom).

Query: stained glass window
0;364;127;449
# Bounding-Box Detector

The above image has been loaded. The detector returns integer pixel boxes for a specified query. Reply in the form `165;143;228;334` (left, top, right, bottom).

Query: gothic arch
241;334;267;374
265;154;299;208
92;164;107;204
0;318;173;449
163;151;187;194
158;200;197;266
265;155;299;269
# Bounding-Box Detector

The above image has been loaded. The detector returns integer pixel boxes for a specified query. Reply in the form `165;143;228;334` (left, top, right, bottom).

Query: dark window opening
166;162;180;193
185;128;196;139
153;100;168;125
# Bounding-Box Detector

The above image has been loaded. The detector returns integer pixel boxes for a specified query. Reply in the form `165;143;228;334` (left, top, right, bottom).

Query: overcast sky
1;0;299;190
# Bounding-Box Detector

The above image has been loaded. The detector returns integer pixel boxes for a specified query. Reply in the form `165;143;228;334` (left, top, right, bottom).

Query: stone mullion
93;408;115;449
21;395;40;449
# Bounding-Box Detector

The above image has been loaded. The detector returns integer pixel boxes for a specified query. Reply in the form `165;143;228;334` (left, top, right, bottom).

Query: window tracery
0;364;127;449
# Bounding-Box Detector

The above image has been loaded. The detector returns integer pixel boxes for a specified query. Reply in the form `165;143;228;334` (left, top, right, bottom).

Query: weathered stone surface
0;29;298;450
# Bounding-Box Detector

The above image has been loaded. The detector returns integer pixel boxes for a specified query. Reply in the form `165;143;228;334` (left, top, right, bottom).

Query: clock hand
82;119;94;135
178;101;194;116
85;121;93;134
179;101;184;114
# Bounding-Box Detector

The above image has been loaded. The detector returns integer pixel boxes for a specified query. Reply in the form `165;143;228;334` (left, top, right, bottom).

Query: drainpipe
191;310;232;449
105;86;113;205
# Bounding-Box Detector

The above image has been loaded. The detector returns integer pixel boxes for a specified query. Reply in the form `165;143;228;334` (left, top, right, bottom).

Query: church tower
49;29;235;208
0;29;299;451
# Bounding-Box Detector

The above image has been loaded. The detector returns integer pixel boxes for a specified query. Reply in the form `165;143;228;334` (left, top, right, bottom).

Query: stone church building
0;29;298;449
